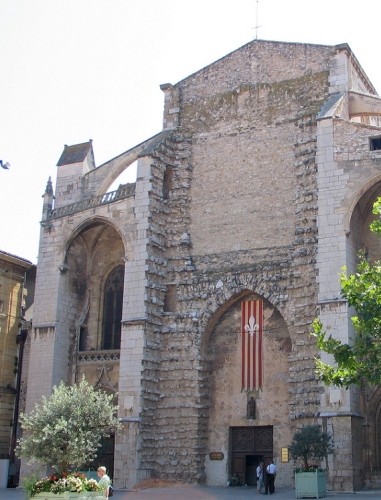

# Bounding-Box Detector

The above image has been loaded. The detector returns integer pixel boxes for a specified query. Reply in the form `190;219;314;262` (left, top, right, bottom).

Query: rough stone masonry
24;40;381;492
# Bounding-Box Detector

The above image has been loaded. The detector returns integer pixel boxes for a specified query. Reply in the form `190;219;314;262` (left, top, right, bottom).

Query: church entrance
230;426;273;486
90;435;115;479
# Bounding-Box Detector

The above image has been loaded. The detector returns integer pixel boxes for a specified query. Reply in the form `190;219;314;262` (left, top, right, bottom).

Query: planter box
0;459;9;488
34;493;103;499
295;470;326;499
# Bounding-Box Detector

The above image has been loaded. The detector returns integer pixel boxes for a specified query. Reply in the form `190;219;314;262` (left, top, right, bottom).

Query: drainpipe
8;328;28;487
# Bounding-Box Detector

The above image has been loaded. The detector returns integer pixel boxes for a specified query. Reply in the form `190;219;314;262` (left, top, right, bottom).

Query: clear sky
1;0;381;263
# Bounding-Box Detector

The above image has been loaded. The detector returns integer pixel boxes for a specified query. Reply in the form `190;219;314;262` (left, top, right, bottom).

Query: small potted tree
16;377;120;499
289;424;333;499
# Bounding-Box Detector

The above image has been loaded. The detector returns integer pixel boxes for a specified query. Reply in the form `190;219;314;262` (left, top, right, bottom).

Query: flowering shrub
50;478;67;494
24;472;103;497
26;477;51;495
84;478;101;491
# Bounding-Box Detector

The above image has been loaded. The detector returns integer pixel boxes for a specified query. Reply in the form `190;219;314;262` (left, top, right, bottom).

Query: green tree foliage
312;197;381;387
16;378;120;474
289;425;333;470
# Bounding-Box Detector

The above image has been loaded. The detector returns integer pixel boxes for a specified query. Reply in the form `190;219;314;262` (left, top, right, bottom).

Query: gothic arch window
102;265;124;350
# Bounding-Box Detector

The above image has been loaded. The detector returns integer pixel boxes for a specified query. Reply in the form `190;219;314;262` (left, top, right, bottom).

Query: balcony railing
47;183;135;221
77;349;120;364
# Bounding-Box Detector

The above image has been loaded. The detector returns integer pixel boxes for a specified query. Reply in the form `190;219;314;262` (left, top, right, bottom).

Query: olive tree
16;378;120;474
290;425;333;470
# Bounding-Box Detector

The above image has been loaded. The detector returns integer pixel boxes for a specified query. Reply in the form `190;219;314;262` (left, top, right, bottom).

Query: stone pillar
316;116;352;410
316;116;362;491
114;156;152;488
160;83;180;130
25;243;68;408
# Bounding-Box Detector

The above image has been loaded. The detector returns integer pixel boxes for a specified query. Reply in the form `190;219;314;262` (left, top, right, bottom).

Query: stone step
364;479;381;489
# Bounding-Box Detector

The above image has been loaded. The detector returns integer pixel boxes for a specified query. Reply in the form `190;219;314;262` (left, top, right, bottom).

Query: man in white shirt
265;459;277;495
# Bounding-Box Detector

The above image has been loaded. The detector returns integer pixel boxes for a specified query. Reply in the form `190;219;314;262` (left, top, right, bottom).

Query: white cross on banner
241;300;264;391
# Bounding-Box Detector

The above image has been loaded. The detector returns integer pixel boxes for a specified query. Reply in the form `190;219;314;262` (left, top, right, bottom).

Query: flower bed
24;472;103;498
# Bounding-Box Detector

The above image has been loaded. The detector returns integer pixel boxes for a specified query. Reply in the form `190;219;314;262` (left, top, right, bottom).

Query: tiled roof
0;249;33;266
57;141;92;166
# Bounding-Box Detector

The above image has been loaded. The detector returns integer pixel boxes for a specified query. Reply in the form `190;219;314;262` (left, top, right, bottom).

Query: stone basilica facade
25;40;381;491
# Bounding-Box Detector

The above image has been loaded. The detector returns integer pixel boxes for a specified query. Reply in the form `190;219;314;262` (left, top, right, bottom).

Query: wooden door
230;426;273;486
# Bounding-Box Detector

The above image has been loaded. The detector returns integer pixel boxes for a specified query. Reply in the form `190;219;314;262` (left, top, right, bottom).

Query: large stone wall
25;39;381;491
133;41;335;485
135;41;381;489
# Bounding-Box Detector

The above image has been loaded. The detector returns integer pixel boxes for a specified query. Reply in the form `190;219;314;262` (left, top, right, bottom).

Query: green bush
16;377;120;475
289;424;333;471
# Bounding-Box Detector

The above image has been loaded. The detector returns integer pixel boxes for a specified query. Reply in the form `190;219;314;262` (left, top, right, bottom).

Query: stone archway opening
347;184;381;483
202;292;292;487
59;220;125;483
64;221;125;362
348;181;381;272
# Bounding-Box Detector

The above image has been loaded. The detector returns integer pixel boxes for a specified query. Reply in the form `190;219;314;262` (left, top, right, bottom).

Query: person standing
97;466;111;498
256;461;264;494
264;459;277;495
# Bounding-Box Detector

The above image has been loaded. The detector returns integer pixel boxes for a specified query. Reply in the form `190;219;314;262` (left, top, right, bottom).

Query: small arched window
102;265;124;349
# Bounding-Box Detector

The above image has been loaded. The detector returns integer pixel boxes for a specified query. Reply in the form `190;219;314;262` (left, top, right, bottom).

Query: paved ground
2;486;381;500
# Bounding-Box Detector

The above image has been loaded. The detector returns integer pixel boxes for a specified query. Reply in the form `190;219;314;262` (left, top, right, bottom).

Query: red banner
241;300;263;391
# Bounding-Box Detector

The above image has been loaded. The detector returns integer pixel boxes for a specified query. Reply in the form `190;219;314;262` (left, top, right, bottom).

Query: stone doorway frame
229;425;273;486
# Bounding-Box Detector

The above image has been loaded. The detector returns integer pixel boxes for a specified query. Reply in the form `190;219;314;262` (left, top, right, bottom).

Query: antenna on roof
254;0;261;39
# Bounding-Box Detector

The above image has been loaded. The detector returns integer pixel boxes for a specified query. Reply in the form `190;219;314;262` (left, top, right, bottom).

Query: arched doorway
230;426;273;486
203;292;291;487
63;220;125;477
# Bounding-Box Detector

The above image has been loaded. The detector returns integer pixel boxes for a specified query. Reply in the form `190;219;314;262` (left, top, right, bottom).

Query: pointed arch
101;265;124;350
60;216;126;354
202;290;291;487
201;290;290;357
202;290;252;352
343;176;381;234
62;216;128;264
